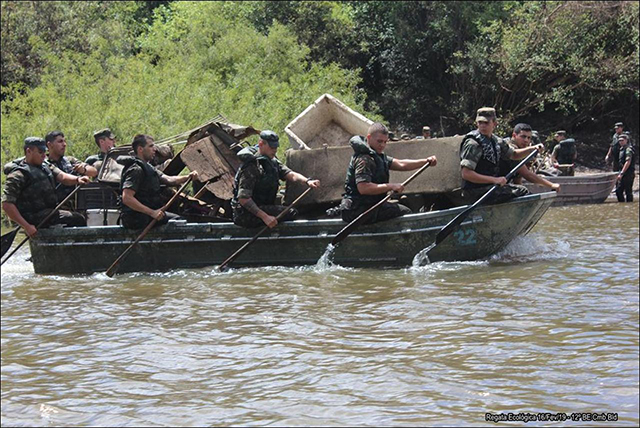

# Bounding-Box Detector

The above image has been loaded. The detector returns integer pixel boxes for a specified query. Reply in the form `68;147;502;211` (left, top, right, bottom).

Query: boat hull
524;172;617;206
28;193;556;274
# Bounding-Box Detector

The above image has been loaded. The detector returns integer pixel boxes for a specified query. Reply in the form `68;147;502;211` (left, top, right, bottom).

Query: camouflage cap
24;136;46;150
93;128;115;140
259;130;279;148
618;134;629;141
475;107;496;123
554;130;567;137
614;122;624;128
422;126;431;132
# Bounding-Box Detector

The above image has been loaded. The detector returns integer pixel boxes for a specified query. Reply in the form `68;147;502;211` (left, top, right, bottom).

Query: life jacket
47;155;76;203
3;158;58;219
556;138;576;165
232;145;281;207
460;130;502;189
618;145;636;175
343;135;391;206
117;156;164;213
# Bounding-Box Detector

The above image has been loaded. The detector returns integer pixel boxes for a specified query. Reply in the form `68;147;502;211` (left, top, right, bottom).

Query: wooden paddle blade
1;228;19;258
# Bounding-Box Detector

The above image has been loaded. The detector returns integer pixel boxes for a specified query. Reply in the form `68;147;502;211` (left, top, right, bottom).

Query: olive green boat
28;192;556;274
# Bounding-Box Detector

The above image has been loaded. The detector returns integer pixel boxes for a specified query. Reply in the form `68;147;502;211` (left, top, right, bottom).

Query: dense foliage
2;1;638;170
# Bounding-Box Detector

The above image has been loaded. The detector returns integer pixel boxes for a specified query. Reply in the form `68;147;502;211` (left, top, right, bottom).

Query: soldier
605;122;624;172
615;134;636;202
500;123;560;191
422;126;431;139
550;136;577;176
459;107;543;205
546;130;567;152
340;122;437;225
118;134;198;229
45;130;97;207
232;131;320;229
85;128;117;170
2;137;90;238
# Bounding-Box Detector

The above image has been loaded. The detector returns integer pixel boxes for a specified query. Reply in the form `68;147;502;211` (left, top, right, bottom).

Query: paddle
1;183;85;263
426;149;539;255
218;187;313;272
105;177;193;277
331;160;432;246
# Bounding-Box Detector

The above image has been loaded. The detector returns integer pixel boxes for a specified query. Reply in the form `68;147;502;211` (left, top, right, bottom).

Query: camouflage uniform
615;144;636;202
47;154;83;209
459;131;529;205
232;146;295;229
551;138;576;176
118;156;180;229
341;136;411;224
610;133;621;171
2;158;85;227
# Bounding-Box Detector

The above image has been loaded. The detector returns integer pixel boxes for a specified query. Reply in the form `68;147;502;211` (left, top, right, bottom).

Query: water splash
412;243;436;267
490;234;571;262
315;243;337;271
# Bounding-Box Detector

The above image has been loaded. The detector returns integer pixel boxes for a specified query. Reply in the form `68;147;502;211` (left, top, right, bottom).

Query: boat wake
490;233;571;263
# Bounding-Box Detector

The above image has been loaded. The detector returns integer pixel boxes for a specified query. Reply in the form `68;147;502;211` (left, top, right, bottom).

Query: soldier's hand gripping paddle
1;183;86;264
331;160;431;246
218;187;313;272
425;149;539;257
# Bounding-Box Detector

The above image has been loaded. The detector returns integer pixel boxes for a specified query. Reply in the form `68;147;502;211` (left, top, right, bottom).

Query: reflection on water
2;201;638;426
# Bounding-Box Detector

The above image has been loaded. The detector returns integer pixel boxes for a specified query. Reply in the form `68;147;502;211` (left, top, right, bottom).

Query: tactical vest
343;135;391;206
618;145;636;175
232;146;281;207
461;130;501;189
118;156;164;214
4;159;58;218
556;138;576;165
48;156;76;202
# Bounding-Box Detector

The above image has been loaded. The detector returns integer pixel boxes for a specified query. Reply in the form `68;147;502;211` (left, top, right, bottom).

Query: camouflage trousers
460;184;530;206
341;201;412;225
615;173;635;202
233;205;297;229
26;208;86;228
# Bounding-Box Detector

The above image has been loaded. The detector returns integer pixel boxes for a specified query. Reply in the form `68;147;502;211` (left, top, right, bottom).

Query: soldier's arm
283;171;320;188
71;158;97;178
2;202;37;237
461;167;507;186
390;157;436;171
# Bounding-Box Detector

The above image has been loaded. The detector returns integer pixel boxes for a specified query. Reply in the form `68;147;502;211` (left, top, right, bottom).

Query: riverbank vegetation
2;1;638;175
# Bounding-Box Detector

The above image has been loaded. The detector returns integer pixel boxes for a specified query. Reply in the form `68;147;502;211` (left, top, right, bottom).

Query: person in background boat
119;134;199;229
85;128;117;171
605;122;624;172
459;107;542;205
45;130;98;209
340;122;437;225
615;134;636;202
500;123;560;191
545;130;566;153
550;136;577;176
232;130;320;229
2;137;90;238
422;126;431;139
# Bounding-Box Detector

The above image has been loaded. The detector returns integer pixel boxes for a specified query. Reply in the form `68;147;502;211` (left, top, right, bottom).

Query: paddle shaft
105;177;193;277
433;149;539;247
218;187;313;271
331;160;432;246
1;183;85;265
